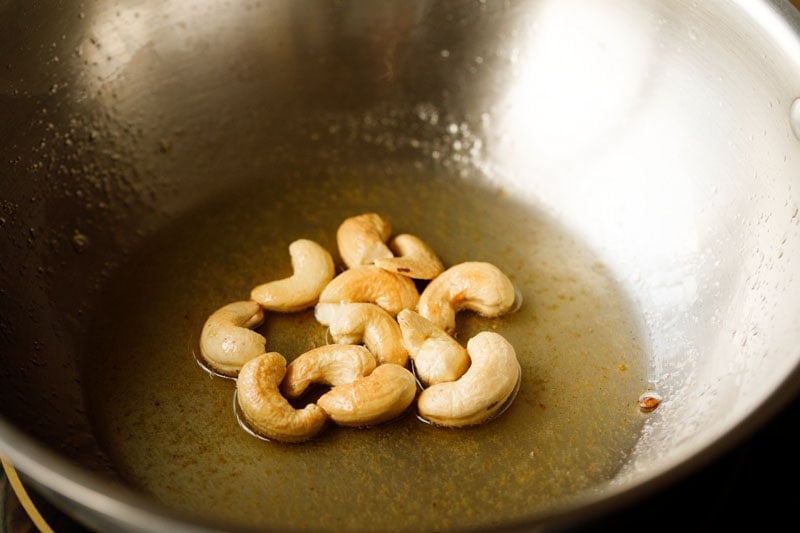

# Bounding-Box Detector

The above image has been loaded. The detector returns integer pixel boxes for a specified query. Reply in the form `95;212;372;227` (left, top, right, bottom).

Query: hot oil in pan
81;165;649;532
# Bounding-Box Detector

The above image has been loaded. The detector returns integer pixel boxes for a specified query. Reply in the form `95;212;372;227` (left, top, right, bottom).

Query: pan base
81;164;649;531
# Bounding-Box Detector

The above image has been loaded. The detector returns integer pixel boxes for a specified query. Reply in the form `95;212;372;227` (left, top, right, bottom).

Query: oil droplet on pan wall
790;98;800;142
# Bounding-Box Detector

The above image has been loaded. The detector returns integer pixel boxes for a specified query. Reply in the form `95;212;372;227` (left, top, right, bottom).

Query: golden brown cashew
250;239;335;312
315;302;408;366
317;364;417;427
417;331;520;427
318;265;419;316
236;352;328;443
397;309;469;386
337;213;393;269
374;234;445;280
417;261;516;333
282;344;377;399
199;301;266;377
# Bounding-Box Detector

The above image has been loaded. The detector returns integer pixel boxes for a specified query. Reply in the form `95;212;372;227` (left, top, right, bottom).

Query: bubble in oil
71;230;90;252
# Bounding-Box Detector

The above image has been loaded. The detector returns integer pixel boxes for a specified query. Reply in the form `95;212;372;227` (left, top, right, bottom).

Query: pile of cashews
198;213;521;443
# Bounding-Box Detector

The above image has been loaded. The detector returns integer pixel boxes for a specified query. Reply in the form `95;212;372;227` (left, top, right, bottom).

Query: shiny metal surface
1;0;800;531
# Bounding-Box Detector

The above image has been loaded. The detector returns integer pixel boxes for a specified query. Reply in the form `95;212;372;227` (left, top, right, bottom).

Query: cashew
318;265;419;316
397;309;469;386
374;234;445;280
336;213;393;269
236;352;328;443
315;302;408;366
250;239;335;312
417;331;520;427
199;301;266;377
317;364;417;427
417;261;516;333
282;344;377;399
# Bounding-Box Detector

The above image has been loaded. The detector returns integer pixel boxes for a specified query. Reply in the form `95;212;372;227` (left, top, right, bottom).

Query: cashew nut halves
397;309;469;386
417;261;516;333
317;363;417;427
236;352;328;443
315;302;408;366
318;265;419;316
374;234;444;280
282;344;377;399
336;213;393;269
250;239;335;312
416;331;520;427
199;301;266;377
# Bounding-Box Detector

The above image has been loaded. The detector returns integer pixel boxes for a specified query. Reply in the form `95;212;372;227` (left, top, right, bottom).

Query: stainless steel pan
2;1;800;531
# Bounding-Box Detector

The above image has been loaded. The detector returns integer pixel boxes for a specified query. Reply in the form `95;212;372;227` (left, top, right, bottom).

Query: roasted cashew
236;352;328;443
337;213;393;269
315;302;408;366
282;344;377;399
199;301;266;377
417;331;520;427
417;261;516;333
374;234;444;280
317;363;417;427
318;265;419;316
397;309;469;386
250;239;335;312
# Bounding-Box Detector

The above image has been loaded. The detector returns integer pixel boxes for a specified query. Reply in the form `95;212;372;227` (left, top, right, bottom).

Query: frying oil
81;164;649;532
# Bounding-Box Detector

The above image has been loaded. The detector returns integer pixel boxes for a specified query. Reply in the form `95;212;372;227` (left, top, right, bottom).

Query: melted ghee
82;165;648;532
